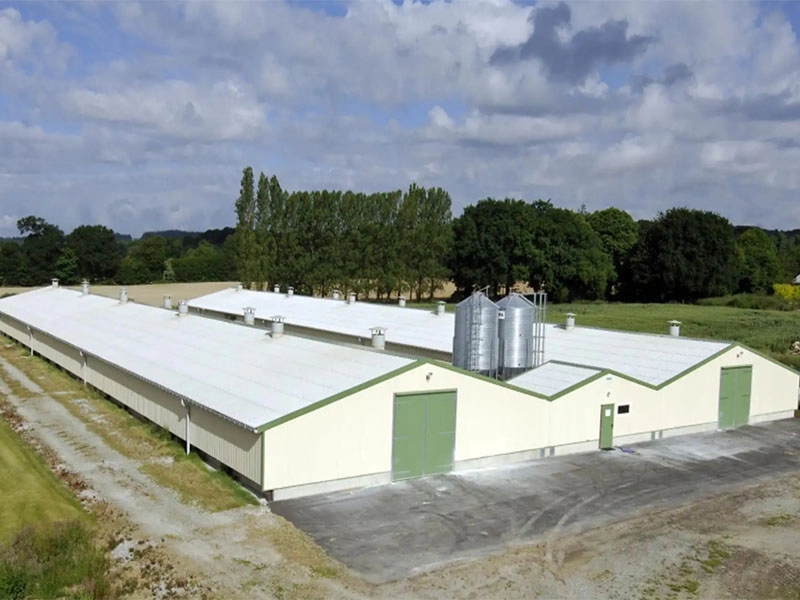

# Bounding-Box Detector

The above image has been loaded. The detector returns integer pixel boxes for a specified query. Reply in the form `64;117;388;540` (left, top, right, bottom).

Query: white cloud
0;7;68;67
2;0;800;237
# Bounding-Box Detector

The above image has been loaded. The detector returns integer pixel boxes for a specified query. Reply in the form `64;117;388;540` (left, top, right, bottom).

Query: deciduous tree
736;228;780;293
66;224;122;282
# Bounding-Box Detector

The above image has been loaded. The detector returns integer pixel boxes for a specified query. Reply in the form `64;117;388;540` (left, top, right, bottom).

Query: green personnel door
718;366;752;429
392;391;456;481
599;403;615;449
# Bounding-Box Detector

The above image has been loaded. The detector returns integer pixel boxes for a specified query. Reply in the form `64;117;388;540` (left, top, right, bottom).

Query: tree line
0;217;236;287
233;169;799;302
2;171;799;304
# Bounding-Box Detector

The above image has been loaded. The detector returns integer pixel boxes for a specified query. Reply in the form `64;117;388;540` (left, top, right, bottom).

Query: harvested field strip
0;339;257;512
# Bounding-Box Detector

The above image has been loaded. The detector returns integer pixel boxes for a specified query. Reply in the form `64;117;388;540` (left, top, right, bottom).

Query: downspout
27;326;33;356
261;430;266;493
181;399;191;454
79;350;86;386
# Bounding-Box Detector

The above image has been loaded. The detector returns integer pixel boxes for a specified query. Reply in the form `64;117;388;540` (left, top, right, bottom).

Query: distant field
0;281;238;306
548;302;800;371
0;418;86;540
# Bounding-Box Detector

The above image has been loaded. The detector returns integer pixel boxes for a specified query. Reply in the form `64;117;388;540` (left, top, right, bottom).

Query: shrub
697;293;794;311
773;283;800;303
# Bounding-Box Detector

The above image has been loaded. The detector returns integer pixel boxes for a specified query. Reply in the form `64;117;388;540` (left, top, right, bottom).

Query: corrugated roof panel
507;362;602;396
189;288;733;387
189;289;455;353
542;324;730;386
0;288;415;430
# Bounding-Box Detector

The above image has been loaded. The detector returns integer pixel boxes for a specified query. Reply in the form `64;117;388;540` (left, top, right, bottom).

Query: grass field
0;417;86;541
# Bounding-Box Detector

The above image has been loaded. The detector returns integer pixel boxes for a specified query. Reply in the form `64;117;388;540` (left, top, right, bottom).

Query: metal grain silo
497;293;535;380
453;291;499;377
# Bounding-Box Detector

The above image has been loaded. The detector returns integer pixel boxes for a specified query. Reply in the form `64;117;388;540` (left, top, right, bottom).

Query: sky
1;0;800;238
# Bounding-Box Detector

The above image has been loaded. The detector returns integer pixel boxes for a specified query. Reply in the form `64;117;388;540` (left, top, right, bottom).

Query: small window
617;405;630;415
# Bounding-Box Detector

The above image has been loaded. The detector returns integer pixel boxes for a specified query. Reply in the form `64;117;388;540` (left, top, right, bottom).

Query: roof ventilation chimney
178;300;188;317
333;289;341;300
273;284;280;294
244;307;255;325
370;326;386;349
287;286;294;297
51;278;59;289
668;320;681;337
236;282;243;292
119;288;128;304
163;295;172;309
81;280;89;296
347;292;356;304
398;295;406;307
565;312;576;331
436;301;446;316
269;316;285;339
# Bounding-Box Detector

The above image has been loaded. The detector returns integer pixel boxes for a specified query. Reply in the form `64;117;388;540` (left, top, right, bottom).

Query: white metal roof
0;287;414;430
190;288;732;387
189;288;455;354
507;362;602;397
542;324;730;386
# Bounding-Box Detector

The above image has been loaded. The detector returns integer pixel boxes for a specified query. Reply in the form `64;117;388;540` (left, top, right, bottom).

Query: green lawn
0;418;86;541
406;299;800;371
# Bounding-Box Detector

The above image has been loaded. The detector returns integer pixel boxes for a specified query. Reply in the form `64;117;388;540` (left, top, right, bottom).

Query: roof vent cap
178;300;189;317
273;284;280;294
163;295;172;309
565;312;576;331
370;326;386;349
269;316;285;339
287;286;294;297
51;278;59;289
119;288;128;304
436;301;446;316
668;320;681;337
398;295;406;307
347;292;356;304
244;307;256;325
81;280;89;296
333;289;341;300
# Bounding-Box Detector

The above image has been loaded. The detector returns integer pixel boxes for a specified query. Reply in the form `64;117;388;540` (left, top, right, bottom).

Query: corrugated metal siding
0;314;30;345
33;331;83;378
85;358;184;437
190;406;262;484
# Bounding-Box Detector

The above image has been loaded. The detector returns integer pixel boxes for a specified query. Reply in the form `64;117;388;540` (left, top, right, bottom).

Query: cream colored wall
86;358;185;437
266;348;798;493
263;376;396;491
264;363;552;490
0;315;30;347
31;331;83;378
190;406;262;484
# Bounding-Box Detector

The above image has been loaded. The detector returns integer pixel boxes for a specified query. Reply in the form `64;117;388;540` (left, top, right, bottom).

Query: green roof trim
257;341;798;432
257;360;424;432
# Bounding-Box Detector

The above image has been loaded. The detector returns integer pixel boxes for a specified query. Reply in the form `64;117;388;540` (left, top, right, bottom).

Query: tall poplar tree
234;167;258;288
254;172;271;290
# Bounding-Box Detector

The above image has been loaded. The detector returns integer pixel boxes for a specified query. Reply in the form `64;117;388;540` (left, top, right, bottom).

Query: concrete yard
273;419;800;584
